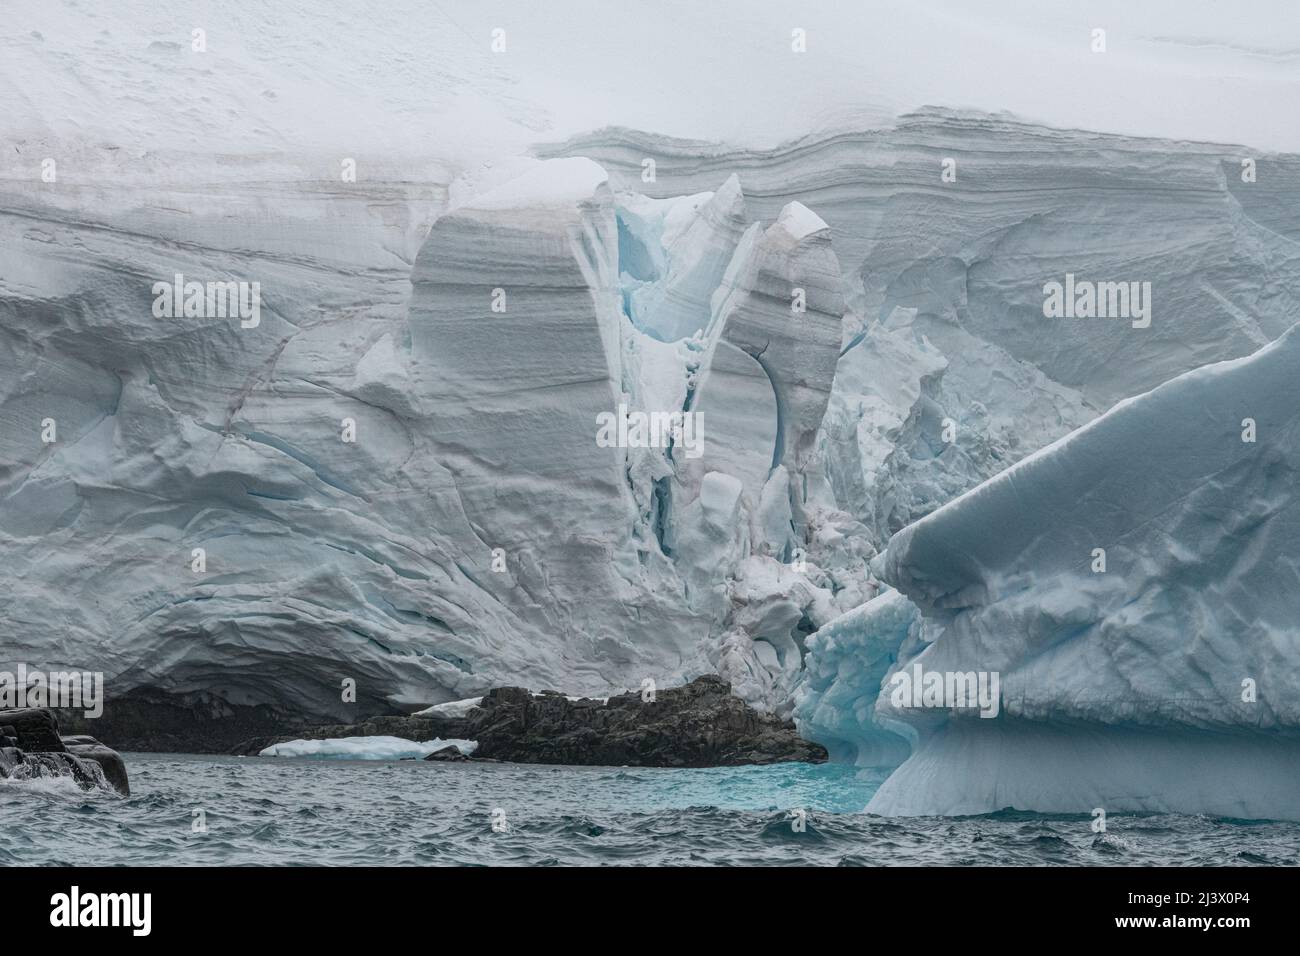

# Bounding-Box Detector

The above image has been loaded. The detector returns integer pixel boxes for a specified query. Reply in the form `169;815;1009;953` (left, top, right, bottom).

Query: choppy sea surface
3;753;1298;866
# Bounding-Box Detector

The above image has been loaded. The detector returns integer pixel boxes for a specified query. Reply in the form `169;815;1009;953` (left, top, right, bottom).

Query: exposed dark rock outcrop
423;745;471;762
235;676;828;767
54;688;292;754
0;708;130;795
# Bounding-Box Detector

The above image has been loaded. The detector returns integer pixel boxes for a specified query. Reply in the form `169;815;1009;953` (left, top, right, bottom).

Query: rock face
237;676;827;767
0;708;129;795
53;692;288;755
422;745;470;762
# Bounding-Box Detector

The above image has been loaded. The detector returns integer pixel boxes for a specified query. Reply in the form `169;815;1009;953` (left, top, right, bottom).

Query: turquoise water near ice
3;753;1298;866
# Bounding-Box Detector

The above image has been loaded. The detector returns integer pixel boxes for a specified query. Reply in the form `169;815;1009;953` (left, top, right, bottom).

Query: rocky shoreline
0;708;130;795
236;676;827;767
3;677;824;788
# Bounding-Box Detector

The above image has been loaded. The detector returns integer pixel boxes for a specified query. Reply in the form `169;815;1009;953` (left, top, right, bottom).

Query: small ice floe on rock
412;697;484;719
258;736;478;760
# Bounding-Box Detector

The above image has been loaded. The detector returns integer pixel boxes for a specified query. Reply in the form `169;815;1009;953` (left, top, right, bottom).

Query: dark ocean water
3;753;1298;866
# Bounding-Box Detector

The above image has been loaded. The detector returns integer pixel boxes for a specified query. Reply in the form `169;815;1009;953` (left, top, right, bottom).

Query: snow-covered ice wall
0;140;860;719
548;111;1300;546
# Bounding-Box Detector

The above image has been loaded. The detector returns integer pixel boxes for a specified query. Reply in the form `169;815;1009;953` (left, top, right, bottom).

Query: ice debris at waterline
0;708;129;795
797;325;1300;821
259;736;478;761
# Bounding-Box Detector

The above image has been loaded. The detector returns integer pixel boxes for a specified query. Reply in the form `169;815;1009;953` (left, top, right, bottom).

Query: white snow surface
413;697;484;719
5;0;1300;158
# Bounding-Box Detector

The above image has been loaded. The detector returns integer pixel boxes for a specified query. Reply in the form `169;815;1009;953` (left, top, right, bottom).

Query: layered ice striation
798;327;1300;820
0;147;464;720
546;109;1300;547
404;157;853;715
0;147;851;721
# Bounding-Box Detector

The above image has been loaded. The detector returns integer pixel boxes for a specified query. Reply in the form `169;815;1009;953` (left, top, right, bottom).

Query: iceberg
799;325;1300;820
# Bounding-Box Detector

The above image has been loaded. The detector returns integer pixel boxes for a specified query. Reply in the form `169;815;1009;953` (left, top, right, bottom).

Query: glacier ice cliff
0;146;857;723
4;50;1300;820
545;109;1300;547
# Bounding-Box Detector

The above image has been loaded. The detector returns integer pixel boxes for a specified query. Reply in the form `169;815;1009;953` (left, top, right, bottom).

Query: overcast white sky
3;0;1297;164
